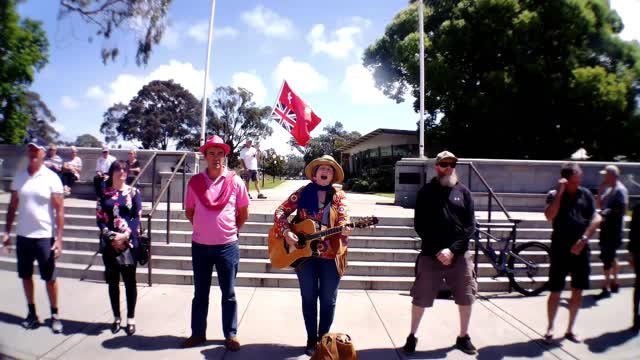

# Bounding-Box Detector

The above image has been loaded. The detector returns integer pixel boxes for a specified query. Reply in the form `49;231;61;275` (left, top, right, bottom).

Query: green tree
364;0;640;160
0;0;49;144
293;121;361;163
74;133;102;147
208;86;273;168
24;91;59;144
58;0;172;66
261;148;285;178
284;154;305;178
100;80;200;150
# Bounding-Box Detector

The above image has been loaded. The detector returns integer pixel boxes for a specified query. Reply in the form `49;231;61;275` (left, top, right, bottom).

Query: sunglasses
437;162;457;168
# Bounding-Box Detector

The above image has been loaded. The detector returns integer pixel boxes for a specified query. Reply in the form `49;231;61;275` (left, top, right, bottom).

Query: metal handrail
130;152;157;188
458;161;516;224
140;152;189;286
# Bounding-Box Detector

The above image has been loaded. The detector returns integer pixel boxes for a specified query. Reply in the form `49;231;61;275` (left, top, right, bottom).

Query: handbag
137;231;150;266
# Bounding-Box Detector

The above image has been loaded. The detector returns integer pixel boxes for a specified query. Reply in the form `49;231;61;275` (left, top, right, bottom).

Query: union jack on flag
271;101;296;133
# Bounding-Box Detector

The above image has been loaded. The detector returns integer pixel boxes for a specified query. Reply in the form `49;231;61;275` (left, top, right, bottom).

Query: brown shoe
225;337;241;351
181;336;207;348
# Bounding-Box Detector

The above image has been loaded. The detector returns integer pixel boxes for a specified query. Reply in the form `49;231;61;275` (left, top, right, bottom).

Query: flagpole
418;0;426;158
270;80;286;118
200;0;217;146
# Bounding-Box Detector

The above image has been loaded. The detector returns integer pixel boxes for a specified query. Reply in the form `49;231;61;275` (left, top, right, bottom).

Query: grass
374;192;395;198
259;178;286;190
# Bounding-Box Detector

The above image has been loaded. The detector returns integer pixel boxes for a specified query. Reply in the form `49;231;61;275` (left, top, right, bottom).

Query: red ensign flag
270;81;322;146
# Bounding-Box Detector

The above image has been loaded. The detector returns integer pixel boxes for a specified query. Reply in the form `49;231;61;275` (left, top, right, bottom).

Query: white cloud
215;26;239;39
307;24;362;58
187;22;209;43
231;72;267;104
307;18;371;59
273;57;328;94
611;0;640;41
86;86;106;99
103;60;212;106
241;5;294;38
60;96;79;110
341;64;391;105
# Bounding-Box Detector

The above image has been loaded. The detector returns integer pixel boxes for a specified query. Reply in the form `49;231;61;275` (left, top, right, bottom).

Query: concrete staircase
0;204;635;293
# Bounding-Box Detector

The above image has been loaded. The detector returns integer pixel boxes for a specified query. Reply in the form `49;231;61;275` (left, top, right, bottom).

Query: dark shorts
244;170;258;182
16;236;57;281
410;251;477;308
599;232;622;271
548;249;590;291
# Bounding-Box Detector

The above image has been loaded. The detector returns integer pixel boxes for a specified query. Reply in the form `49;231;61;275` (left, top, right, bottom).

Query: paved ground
0;270;638;360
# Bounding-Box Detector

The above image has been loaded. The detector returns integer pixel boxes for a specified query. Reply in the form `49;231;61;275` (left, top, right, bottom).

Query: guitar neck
306;224;351;241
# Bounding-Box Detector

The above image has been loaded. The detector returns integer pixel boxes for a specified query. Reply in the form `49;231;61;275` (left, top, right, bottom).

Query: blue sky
16;0;640;154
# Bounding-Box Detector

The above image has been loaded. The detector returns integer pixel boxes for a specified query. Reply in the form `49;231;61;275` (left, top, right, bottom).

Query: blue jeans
190;241;239;338
295;257;341;339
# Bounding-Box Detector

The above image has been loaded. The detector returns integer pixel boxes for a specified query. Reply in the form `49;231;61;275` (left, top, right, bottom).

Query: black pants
103;256;137;319
634;252;640;326
62;172;76;188
94;175;105;197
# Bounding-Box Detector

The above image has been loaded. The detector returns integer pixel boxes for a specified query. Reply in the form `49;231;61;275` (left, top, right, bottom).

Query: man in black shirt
543;163;601;343
403;151;478;355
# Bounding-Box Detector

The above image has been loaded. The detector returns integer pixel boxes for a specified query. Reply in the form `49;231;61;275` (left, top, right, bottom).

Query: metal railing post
147;215;152;287
151;156;157;204
182;165;186;210
166;182;171;244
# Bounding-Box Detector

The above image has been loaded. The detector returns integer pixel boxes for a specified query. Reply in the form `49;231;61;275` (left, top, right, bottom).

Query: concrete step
0;256;634;292
2;245;635;279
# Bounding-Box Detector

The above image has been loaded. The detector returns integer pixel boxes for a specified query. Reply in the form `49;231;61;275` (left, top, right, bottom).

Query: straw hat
304;155;344;184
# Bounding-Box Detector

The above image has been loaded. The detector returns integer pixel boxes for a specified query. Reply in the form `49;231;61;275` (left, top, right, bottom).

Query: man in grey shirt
596;165;629;299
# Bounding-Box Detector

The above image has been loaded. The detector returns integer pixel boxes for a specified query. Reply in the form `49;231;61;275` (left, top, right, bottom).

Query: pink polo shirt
185;168;250;245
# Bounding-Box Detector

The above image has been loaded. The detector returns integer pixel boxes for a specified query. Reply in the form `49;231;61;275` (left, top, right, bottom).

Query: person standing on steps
595;165;628;300
2;139;65;334
543;162;602;344
402;151;478;355
181;135;250;351
239;139;266;200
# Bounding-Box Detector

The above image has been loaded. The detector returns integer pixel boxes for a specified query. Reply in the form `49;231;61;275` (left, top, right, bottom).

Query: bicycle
473;221;551;296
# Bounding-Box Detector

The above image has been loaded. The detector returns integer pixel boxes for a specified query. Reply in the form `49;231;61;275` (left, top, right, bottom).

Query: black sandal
125;323;136;336
564;332;581;343
111;320;121;334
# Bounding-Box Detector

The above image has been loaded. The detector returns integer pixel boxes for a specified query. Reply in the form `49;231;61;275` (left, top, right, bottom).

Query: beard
438;172;458;188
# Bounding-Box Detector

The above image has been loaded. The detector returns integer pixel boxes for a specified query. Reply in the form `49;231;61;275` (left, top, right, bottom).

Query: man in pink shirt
181;135;249;351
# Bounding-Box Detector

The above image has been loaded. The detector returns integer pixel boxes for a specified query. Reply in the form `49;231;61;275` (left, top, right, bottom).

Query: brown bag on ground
311;333;357;360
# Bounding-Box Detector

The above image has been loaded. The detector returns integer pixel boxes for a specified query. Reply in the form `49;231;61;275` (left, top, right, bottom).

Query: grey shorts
410;251;477;308
16;236;57;281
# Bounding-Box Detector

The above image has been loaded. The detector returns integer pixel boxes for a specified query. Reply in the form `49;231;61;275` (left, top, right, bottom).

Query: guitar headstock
353;216;379;228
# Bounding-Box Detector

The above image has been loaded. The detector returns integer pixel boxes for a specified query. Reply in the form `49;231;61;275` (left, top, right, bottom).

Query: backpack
311;333;357;360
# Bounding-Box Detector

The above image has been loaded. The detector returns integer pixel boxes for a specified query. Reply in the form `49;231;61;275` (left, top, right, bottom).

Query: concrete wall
0;145;201;201
395;157;640;210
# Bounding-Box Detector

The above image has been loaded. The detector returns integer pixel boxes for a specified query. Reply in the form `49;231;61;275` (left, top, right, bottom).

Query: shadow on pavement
102;335;224;351
0;311;109;336
559;294;599;309
583;328;639;353
200;343;302;359
475;339;556;360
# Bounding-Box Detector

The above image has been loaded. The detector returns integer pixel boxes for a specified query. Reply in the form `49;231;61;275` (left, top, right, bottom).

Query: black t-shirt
546;186;595;250
414;178;476;256
126;159;141;176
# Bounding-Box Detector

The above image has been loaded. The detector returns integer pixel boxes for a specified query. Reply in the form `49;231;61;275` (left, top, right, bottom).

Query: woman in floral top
274;155;351;356
96;160;142;336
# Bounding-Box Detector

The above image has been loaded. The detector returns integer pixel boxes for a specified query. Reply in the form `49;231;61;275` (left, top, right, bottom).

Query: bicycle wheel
507;241;551;296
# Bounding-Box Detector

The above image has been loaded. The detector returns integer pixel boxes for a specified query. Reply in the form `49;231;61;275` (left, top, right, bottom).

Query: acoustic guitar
268;216;379;269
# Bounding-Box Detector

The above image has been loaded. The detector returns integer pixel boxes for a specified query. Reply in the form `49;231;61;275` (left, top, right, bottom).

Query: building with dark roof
338;128;417;176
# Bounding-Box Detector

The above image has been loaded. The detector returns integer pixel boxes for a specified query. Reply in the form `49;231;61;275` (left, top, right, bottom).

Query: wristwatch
581;235;589;242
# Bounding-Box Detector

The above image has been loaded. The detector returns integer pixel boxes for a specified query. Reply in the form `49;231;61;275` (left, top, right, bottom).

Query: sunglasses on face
437;162;457;168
